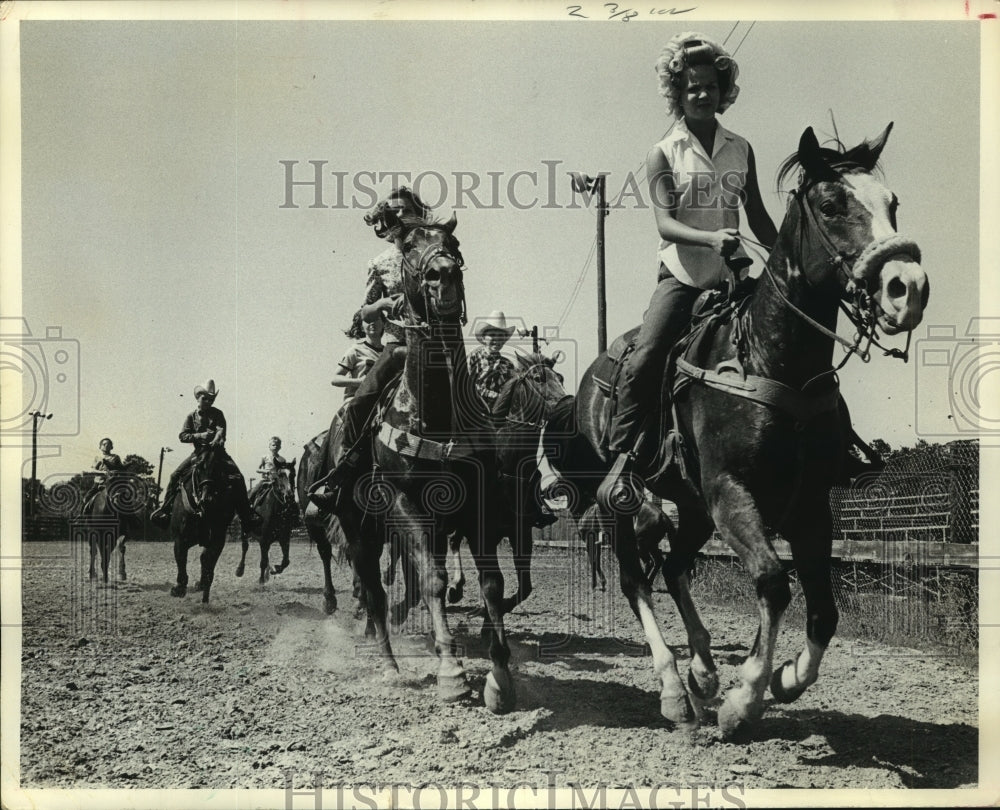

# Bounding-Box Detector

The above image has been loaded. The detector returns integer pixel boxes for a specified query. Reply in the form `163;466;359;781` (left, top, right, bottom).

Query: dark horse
570;125;928;738
82;473;149;583
320;215;518;712
238;462;297;583
298;431;345;614
494;353;678;595
169;445;240;603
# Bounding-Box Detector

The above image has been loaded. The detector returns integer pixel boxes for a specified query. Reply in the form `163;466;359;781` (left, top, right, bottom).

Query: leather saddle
592;287;737;487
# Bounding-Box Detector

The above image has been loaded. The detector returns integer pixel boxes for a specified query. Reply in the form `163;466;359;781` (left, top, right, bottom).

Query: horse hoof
324;595;337;615
447;585;464;604
119;572;127;582
717;699;746;740
170;585;186;598
687;667;720;701
390;601;410;626
437;673;471;703
769;661;811;704
235;564;245;578
484;670;516;714
660;689;696;727
201;593;210;604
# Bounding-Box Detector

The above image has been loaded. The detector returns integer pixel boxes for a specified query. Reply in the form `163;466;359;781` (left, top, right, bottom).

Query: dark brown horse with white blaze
573;125;928;738
238;462;297;583
325;216;517;712
169;445;239;603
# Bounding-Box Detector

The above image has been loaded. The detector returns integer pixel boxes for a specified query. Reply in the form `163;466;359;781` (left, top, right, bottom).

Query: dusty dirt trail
17;538;977;792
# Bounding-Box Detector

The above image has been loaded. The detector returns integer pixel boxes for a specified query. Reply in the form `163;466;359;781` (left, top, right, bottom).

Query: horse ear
866;121;894;168
797;127;838;183
443;212;458;233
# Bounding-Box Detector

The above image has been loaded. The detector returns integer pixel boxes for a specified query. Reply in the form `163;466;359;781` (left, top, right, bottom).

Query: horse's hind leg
660;506;719;707
578;506;607;592
610;509;693;726
710;484;790;738
89;540;98;581
770;501;837;704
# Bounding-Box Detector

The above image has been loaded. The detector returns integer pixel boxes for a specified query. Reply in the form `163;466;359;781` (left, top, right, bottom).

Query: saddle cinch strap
673;356;841;426
376;423;478;462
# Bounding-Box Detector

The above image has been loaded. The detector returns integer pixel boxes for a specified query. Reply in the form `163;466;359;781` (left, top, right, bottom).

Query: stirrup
596;452;643;515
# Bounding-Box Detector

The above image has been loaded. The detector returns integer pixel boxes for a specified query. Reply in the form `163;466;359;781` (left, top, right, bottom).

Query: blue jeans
607;269;702;453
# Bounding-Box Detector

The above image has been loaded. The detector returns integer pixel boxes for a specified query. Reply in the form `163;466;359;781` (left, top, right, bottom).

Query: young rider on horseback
310;187;434;510
150;380;261;536
331;309;386;401
248;436;293;510
83;438;126;512
598;32;778;510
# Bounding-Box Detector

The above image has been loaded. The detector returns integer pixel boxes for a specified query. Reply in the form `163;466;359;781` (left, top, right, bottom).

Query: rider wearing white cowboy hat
150;380;260;535
469;310;518;410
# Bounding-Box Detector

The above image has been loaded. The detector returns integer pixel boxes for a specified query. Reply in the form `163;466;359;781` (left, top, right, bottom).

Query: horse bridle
398;231;468;329
753;179;921;369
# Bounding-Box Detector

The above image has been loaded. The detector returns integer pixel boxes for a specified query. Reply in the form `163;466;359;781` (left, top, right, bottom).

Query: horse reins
398;232;468;329
741;186;920;373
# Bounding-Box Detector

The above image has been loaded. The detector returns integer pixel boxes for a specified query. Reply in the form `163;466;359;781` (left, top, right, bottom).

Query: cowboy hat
193;379;219;400
474;310;517;344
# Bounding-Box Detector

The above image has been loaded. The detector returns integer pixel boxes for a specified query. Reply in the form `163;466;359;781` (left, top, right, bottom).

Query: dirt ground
15;536;978;793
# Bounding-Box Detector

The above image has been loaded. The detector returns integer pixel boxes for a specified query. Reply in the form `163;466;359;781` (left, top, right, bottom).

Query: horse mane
776;135;885;191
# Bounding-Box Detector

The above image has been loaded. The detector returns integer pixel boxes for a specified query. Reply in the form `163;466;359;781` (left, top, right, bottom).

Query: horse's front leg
445;532;465;604
235;535;249;578
171;534;192;597
306;504;337;613
710;483;790;739
501;516;533;614
610;508;693;727
770;499;837;705
411;519;468;701
475;537;516;714
115;535;127;582
89;539;98;581
345;510;398;675
198;527;227;603
259;535;270;584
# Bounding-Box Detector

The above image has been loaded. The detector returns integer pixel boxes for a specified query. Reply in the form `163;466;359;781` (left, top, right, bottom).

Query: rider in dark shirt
150;380;260;536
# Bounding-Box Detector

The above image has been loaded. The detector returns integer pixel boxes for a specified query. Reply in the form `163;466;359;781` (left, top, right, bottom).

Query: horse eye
819;200;838;216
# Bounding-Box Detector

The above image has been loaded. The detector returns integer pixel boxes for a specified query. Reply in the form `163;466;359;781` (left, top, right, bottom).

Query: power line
556;235;598;330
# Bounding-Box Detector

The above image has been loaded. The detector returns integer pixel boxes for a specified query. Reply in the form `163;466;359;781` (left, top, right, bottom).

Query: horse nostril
887;277;906;300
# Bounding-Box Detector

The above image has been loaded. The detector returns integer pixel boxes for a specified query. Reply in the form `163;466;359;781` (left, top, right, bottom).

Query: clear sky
2;4;992;490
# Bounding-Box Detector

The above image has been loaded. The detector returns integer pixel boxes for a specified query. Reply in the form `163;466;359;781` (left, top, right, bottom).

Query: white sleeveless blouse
655;118;750;289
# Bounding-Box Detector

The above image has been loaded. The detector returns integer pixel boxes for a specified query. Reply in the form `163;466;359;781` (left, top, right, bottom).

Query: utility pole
570;172;609;354
156;447;172;506
28;411;52;518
